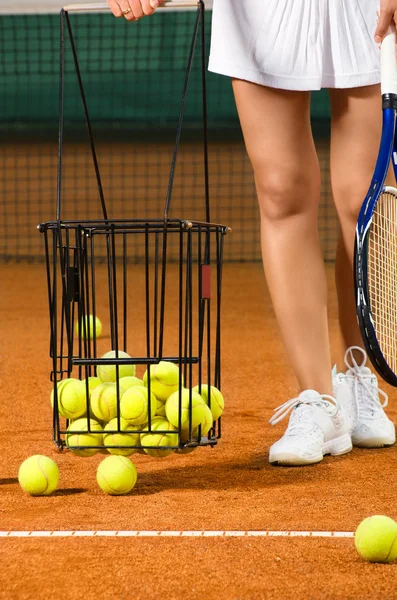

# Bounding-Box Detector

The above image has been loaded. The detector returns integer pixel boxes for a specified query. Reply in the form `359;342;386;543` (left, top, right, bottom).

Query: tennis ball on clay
75;314;102;339
165;388;206;430
66;418;103;457
140;416;178;457
193;385;224;421
50;378;87;420
98;350;136;383
90;382;119;422
103;418;140;456
18;455;59;496
119;376;144;394
120;385;157;426
355;516;397;563
143;361;183;402
97;455;138;495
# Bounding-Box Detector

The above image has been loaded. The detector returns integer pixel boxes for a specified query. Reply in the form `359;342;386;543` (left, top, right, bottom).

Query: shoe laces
344;346;388;420
269;392;339;434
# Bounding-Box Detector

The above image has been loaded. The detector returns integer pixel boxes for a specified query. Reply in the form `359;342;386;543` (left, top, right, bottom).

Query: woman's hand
107;0;164;21
375;1;397;43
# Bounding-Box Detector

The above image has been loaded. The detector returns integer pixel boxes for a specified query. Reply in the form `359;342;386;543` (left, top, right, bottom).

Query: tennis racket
355;25;397;386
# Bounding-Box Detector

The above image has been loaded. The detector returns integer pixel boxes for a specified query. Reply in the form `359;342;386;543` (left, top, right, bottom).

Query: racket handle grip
381;26;397;95
63;1;199;10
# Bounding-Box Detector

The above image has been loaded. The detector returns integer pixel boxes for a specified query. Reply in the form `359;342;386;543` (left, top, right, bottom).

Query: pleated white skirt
208;0;381;90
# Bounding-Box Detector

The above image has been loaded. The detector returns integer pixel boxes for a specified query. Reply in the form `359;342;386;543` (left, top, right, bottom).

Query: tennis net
0;1;337;263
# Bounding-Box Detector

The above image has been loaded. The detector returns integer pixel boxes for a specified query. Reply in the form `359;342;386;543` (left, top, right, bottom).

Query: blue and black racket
355;26;397;386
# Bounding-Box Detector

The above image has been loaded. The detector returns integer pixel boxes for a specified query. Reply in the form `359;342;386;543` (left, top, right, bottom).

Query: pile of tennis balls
52;351;224;459
19;342;224;496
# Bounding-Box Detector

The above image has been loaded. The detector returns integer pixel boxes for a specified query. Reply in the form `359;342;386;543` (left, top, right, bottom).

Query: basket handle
63;1;199;10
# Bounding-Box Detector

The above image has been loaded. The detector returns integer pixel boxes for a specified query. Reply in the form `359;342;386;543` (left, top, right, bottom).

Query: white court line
0;530;354;538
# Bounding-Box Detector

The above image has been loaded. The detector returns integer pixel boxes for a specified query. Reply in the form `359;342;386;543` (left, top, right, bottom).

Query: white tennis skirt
208;0;381;90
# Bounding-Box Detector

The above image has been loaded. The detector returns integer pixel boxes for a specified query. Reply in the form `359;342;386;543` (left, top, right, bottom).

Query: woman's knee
255;165;320;222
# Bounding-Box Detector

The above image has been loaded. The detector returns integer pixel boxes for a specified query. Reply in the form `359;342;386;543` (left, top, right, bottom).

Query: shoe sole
352;437;396;448
269;433;352;466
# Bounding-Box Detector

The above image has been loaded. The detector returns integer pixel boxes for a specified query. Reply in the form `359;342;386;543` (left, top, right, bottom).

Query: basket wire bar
40;1;228;452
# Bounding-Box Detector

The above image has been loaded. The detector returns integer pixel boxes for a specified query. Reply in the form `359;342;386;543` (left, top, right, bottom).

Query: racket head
356;186;397;385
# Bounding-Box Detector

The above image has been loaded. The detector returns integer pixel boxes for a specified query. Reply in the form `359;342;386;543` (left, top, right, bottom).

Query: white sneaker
268;390;352;466
333;346;395;448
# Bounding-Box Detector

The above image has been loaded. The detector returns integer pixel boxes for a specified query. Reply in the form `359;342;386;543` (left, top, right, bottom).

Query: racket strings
368;189;397;373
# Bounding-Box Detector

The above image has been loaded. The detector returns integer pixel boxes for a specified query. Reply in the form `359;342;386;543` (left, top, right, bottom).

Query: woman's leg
233;80;332;395
328;85;382;362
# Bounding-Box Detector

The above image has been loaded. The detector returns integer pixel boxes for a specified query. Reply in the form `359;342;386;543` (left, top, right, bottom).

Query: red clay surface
1;263;397;599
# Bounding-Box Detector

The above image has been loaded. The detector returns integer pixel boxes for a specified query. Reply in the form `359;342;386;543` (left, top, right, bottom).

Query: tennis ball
140;416;178;457
18;455;59;496
66;418;103;457
193;385;224;420
82;376;102;397
90;382;119;422
177;406;213;454
120;385;157;425
80;377;102;418
156;398;166;417
355;516;397;563
165;388;206;429
119;376;144;394
97;455;138;495
75;314;102;339
98;350;136;383
50;378;87;420
103;418;140;456
143;361;182;401
199;403;213;435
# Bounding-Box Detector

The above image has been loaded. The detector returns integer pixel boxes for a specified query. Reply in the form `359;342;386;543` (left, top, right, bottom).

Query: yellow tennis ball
66;418;103;457
199;403;213;435
50;378;87;420
177;406;213;454
140;416;178;457
80;377;101;416
75;314;102;339
119;376;144;394
103;418;140;456
156;398;166;417
98;350;136;383
82;376;102;396
143;361;182;401
97;455;138;495
90;382;119;422
120;385;157;425
165;389;206;429
355;516;397;563
193;385;224;421
18;455;59;496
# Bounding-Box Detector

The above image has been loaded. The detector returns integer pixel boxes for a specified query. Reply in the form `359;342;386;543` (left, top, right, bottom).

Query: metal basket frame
39;0;230;452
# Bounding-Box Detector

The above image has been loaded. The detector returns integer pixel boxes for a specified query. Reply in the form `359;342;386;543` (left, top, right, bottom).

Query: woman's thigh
328;85;382;228
232;79;320;221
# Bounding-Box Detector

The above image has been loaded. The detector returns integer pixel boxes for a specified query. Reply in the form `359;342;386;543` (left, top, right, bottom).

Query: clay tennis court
2;3;397;598
1;262;397;599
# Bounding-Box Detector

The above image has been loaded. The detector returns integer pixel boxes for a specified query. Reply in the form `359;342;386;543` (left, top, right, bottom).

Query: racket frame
355;101;397;385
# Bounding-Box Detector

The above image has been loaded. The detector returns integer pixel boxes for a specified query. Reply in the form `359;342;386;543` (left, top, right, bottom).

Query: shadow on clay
52;488;87;496
133;447;368;492
0;477;19;485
